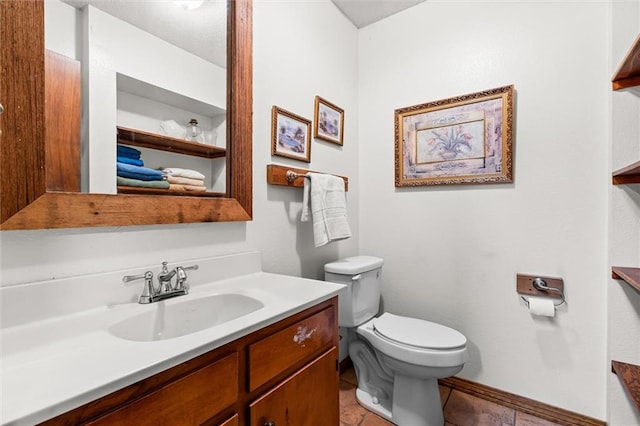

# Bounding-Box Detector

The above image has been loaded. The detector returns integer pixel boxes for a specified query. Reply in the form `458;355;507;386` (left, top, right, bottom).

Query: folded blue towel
117;156;144;167
116;162;164;181
117;145;142;159
117;176;170;189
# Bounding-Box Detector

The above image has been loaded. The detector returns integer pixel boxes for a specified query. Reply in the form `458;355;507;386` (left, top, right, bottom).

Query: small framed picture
271;106;312;162
314;96;344;145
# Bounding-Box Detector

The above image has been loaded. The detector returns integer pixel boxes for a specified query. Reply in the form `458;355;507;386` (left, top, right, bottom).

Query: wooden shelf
117;186;225;197
613;33;640;90
266;164;349;191
612;360;640;412
612;160;640;184
117;126;226;159
612;267;640;292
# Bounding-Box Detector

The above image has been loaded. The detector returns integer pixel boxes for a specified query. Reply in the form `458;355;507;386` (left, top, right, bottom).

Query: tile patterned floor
339;368;562;426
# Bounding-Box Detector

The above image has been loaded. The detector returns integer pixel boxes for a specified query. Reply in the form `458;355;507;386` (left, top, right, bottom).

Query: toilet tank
324;256;384;327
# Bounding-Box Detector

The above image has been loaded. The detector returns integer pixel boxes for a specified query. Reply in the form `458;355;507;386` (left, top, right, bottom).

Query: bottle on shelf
186;118;205;143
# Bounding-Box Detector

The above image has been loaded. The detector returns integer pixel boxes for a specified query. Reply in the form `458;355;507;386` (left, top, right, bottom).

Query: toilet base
355;387;393;423
356;374;445;426
392;374;444;426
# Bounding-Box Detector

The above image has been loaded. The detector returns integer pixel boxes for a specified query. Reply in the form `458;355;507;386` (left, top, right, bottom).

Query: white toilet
325;256;467;426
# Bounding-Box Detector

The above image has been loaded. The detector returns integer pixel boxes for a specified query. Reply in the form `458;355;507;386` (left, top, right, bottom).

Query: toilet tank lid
324;256;384;275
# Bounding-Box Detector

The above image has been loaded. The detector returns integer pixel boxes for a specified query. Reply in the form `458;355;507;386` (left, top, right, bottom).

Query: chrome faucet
123;261;199;304
157;262;177;293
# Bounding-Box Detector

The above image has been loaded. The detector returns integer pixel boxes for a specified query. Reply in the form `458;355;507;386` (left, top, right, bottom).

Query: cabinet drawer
249;347;339;426
248;306;335;391
87;352;238;426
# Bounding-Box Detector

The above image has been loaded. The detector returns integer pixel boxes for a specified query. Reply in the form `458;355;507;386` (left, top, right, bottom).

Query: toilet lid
372;313;466;350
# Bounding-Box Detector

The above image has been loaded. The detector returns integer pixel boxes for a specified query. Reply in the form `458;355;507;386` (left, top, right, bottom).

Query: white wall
358;0;609;419
1;0;359;286
608;1;640;424
252;0;359;278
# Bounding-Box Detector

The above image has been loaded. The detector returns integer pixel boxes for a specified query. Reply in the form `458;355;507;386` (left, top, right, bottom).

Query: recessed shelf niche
116;73;227;196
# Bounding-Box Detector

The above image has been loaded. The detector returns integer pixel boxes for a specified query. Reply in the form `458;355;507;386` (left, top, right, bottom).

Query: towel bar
266;164;349;191
285;171;309;182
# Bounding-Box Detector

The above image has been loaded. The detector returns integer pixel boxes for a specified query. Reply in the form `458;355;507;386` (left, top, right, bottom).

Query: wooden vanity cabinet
39;297;339;426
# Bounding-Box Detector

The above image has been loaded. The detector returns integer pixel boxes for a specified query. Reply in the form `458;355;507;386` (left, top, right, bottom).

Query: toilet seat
357;313;467;367
372;312;466;350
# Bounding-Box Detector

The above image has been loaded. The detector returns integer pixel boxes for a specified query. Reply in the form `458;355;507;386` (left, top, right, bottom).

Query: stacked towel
117;145;143;165
301;173;352;247
117;162;164;181
160;167;207;192
118;145;141;158
117;156;144;166
115;149;208;192
116;145;166;189
117;176;169;189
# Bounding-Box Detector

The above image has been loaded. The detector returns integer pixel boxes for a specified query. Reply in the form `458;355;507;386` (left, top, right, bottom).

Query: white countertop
0;271;344;425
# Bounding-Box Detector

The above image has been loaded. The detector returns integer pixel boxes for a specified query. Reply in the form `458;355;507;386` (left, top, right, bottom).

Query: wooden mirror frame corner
0;0;252;230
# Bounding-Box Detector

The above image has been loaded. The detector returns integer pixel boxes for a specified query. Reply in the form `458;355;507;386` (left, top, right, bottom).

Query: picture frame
314;96;344;145
395;85;514;187
272;106;312;162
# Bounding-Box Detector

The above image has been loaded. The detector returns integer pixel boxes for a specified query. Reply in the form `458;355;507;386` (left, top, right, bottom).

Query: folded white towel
301;173;352;247
160;167;205;180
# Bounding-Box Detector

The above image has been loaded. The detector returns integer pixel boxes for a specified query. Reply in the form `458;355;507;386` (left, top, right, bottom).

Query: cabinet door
249;347;338;426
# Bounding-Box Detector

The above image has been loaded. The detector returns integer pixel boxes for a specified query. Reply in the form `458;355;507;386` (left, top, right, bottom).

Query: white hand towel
301;173;352;247
160;167;206;180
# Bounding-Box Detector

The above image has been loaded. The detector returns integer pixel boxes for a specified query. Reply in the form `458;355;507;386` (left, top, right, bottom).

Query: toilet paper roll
528;296;555;317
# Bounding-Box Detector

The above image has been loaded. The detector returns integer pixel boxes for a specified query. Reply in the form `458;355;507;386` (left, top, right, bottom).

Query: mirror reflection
44;0;228;197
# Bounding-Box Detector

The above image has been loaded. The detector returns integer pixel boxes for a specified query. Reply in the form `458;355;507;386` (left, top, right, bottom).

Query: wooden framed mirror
0;0;252;230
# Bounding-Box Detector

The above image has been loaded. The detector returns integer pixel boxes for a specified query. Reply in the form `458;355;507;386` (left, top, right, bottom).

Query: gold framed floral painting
395;85;514;187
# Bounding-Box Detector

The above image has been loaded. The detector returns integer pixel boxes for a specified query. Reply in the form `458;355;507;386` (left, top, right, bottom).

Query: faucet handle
122;270;153;283
181;264;199;272
175;264;199;292
122;271;155;304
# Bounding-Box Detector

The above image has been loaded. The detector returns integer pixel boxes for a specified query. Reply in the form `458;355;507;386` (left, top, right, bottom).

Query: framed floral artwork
314;96;344;145
272;106;312;162
395;85;514;186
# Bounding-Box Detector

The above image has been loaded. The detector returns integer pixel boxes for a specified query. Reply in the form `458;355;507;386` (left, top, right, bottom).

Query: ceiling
332;0;426;28
59;0;426;67
61;0;228;66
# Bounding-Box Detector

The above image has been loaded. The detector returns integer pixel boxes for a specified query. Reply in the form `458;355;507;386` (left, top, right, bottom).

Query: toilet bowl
325;256;467;426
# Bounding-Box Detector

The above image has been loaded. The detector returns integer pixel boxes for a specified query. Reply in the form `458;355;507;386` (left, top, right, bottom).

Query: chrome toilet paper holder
517;274;565;307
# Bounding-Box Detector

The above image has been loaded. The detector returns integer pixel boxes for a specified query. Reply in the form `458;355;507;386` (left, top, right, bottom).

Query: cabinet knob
0;103;4;114
264;422;276;426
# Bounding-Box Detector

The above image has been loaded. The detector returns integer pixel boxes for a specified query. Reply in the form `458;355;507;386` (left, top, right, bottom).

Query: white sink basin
109;294;264;341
